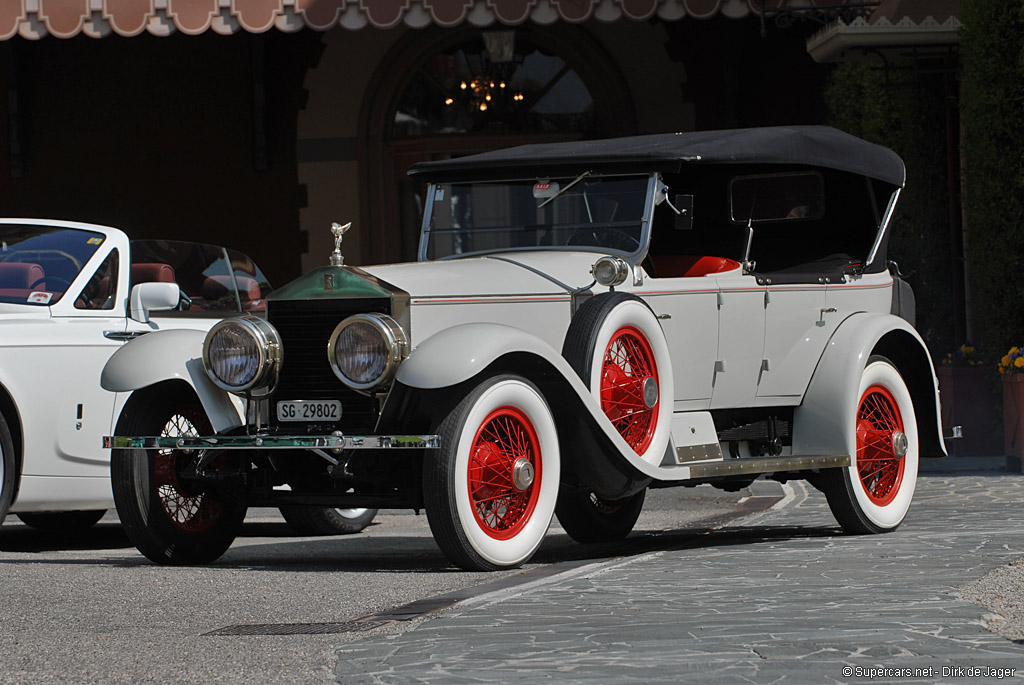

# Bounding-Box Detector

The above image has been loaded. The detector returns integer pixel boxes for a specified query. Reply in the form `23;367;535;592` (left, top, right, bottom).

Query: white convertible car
0;220;374;535
103;126;947;570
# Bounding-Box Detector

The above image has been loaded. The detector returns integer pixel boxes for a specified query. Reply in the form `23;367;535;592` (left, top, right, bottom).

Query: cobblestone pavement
334;466;1024;683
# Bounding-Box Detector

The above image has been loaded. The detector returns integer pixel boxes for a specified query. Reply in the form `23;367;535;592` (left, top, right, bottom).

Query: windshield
0;224;106;306
422;174;652;260
131;240;272;313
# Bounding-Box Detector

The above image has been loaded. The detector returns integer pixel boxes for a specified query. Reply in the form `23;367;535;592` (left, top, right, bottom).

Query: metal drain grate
205;619;390;636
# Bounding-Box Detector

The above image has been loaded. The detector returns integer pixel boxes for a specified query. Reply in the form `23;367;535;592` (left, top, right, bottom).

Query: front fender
102;329;242;434
397;323;573;390
793;312;945;460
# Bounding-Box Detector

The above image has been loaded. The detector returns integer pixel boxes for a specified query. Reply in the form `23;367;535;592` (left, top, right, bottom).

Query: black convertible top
409;126;905;187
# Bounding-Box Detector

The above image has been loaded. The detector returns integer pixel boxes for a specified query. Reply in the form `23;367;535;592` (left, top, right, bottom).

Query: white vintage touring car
103;126;947;570
0;220;373;536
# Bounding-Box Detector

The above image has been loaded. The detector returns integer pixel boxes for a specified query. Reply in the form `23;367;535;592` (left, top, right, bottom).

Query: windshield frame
418;172;658;263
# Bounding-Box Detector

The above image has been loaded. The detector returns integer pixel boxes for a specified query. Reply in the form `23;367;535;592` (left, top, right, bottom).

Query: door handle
103;330;149;342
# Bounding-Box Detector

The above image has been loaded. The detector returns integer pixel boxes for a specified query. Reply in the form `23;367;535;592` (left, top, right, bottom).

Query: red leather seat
0;262;47;299
130;263;176;284
650;255;740;278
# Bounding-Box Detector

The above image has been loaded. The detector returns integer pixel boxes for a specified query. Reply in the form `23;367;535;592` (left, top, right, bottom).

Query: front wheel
820;356;919;534
424;374;560;571
111;385;247;565
0;410;14;526
279;506;378;535
556;487;645;543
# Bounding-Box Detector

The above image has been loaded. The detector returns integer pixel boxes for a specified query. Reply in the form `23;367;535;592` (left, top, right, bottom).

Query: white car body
102;127;948;571
0;219;267;520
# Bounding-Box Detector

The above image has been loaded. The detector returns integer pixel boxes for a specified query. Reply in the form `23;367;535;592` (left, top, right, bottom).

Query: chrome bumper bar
103;434;439;450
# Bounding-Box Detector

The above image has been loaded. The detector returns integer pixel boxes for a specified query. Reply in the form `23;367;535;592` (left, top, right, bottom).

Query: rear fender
793;313;945;459
102;329;243;433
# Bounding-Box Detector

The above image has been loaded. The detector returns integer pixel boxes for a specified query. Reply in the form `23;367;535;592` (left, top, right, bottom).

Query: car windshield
0;224;106;306
130;240;272;313
422;174;652;260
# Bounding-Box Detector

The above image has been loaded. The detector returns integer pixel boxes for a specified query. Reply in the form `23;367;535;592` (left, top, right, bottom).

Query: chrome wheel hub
512;458;535;492
642;377;659;409
892;431;908;459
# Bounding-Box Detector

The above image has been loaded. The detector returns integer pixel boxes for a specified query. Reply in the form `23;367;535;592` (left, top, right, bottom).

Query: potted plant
937;343;1003;457
999;346;1024;472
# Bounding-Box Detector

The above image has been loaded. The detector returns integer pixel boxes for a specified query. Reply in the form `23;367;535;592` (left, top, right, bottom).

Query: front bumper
103;434;440;450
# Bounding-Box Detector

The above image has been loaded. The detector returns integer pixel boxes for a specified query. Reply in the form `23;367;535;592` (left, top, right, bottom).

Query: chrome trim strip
346;266;411;335
104;434;439;450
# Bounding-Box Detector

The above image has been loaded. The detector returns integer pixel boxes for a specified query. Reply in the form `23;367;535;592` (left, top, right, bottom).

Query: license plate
276;400;342;422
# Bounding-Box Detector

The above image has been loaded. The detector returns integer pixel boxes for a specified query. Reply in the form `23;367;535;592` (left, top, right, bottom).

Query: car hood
363;251;601;298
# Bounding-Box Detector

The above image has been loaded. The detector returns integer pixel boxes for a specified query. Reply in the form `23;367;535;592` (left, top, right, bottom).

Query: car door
710;270;766;409
46;245;128;474
755;281;831;402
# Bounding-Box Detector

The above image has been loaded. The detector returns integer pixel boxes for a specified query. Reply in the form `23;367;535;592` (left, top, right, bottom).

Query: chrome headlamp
592;255;629;287
203;316;282;396
328;313;408;392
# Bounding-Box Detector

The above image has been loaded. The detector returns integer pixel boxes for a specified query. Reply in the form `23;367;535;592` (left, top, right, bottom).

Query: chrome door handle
103;330;149;342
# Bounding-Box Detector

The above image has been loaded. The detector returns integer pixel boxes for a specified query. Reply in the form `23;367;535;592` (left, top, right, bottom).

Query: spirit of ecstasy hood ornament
329;221;352;266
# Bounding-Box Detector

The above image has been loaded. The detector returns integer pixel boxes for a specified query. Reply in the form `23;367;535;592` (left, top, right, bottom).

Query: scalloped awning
2;0;821;40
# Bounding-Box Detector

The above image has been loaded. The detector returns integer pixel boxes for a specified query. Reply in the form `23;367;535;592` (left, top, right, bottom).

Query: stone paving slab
334;471;1024;683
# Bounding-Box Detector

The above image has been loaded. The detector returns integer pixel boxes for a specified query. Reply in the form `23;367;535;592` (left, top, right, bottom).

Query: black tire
279;506;378;535
17;510;105;530
562;292;672;462
555;487;646;543
819;355;919;534
0;410;14;526
111;385;246;565
424;374;560;571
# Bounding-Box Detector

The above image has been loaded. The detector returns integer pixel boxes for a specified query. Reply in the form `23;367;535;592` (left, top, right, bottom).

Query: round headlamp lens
328;314;407;391
207;324;261;388
203;317;280;394
334;320;388;385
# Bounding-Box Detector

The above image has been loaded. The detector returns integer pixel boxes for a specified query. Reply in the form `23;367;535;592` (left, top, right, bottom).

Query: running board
684;454;850;480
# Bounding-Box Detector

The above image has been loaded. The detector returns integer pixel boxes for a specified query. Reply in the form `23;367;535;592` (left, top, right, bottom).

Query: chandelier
444;31;525;114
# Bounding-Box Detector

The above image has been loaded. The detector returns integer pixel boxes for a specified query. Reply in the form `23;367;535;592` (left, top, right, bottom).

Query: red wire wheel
600;325;660;454
467;406;542;540
855;384;906;506
153;408;223;533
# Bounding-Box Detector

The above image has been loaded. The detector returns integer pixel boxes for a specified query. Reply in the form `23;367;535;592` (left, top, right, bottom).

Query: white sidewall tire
452;378;560;568
586;299;674;465
846;360;918;530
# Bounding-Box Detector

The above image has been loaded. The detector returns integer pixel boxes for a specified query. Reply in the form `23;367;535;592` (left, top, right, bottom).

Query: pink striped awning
1;0;860;40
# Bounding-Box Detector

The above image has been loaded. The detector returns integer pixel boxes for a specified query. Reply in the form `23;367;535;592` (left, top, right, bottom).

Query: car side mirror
130;282;180;323
673;194;693;230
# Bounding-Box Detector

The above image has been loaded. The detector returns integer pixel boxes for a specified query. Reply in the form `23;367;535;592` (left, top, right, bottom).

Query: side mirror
130;282;180;323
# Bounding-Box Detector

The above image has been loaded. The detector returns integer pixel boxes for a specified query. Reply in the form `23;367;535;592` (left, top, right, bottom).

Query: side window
75;249;119;310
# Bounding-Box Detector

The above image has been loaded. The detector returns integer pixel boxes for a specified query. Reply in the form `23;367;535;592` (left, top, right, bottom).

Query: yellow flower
1015;357;1024;368
1012;347;1020;355
1003;355;1012;367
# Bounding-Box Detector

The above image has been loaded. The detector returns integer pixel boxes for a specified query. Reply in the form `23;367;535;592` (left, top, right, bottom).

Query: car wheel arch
0;380;24;499
384;351;651;501
870;329;943;459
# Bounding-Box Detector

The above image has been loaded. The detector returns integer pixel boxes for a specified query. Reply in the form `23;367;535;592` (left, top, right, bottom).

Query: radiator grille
268;298;390;434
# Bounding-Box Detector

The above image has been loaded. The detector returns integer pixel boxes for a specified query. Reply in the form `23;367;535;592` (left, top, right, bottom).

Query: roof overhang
2;0;770;40
806;1;961;63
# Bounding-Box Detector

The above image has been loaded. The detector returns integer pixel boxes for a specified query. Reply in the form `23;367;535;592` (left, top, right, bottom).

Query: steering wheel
29;275;72;290
566;228;641;252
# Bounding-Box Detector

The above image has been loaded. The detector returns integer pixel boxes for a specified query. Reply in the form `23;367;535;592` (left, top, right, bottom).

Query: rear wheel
424;374;560;571
0;410;14;526
17;510;105;530
821;356;919;533
111;385;246;564
279;506;378;535
556;487;645;543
